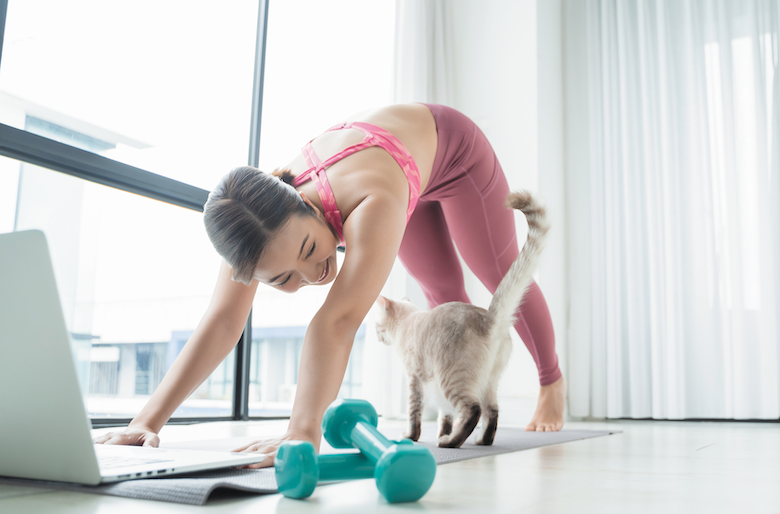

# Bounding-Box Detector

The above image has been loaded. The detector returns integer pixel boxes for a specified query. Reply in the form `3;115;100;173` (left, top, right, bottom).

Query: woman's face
252;213;339;293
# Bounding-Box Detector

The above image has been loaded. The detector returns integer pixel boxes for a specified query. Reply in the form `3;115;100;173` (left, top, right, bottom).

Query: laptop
0;229;265;484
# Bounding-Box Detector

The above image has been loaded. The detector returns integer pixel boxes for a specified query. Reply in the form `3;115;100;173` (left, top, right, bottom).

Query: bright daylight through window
0;0;395;421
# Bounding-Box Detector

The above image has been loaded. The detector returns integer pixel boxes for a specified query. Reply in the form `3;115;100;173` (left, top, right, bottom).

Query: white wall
447;0;566;401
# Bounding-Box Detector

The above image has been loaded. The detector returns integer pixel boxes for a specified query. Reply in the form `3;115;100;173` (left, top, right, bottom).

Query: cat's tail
486;191;550;335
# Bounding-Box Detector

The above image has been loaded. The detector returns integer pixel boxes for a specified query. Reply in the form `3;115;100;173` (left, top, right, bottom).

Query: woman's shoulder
351;103;432;125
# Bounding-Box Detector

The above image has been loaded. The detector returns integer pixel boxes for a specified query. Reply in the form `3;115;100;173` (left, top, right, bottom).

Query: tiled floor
1;406;778;513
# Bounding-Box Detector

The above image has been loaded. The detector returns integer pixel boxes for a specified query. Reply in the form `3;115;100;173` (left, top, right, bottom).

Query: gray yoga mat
0;427;619;505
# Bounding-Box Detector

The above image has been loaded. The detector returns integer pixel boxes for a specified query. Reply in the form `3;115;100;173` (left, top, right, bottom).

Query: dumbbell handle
348;421;394;462
318;452;375;481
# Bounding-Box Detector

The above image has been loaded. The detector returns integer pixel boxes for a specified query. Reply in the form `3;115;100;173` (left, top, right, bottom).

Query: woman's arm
94;261;258;446
236;193;408;467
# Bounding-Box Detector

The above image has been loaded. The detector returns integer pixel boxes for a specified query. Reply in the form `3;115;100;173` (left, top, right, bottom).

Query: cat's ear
376;295;391;310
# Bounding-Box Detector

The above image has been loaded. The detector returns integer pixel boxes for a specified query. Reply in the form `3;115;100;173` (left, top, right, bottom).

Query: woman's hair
203;166;314;285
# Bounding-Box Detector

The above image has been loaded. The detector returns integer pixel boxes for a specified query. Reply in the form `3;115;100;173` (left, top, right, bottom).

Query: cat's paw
401;430;420;442
474;434;495;446
474;417;498;445
472;424;496;445
437;435;465;448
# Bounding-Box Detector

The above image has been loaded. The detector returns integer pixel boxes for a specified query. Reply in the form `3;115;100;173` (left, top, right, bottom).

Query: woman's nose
301;264;320;284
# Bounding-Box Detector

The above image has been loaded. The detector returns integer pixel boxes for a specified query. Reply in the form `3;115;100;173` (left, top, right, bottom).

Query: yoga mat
0;426;620;505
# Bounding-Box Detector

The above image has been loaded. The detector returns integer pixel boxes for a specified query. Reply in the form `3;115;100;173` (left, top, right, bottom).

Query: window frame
0;0;272;427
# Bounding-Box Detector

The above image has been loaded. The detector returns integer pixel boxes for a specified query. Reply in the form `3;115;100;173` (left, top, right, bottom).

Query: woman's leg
397;199;470;308
399;181;564;430
438;180;565;430
401;188;565;431
433;134;564;429
408;103;564;430
435;171;562;386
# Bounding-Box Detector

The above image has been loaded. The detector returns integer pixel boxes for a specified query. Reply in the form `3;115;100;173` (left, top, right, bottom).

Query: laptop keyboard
98;456;174;470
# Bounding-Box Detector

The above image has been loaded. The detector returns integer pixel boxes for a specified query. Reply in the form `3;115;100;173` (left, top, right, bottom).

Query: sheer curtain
569;0;780;420
393;0;452;105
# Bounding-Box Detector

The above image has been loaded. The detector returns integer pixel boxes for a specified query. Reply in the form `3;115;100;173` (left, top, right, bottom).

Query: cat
374;190;550;448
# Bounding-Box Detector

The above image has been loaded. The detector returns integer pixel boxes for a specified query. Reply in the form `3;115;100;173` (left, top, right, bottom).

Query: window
0;0;396;424
0;0;259;190
0;0;259;422
4;157;232;419
247;325;366;416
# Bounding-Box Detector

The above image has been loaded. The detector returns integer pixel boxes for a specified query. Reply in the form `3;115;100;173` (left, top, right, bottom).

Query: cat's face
374;296;396;346
374;296;418;346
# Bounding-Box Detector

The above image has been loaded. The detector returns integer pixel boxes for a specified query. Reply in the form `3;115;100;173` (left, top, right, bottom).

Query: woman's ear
299;192;324;217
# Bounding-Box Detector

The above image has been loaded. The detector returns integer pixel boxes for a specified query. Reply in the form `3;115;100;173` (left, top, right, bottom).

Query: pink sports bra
292;121;421;246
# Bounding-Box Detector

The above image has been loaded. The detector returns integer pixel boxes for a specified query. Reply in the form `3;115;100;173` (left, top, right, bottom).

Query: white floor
1;402;779;513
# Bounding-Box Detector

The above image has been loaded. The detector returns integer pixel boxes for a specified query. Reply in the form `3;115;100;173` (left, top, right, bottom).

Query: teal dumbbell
322;399;437;503
275;440;375;499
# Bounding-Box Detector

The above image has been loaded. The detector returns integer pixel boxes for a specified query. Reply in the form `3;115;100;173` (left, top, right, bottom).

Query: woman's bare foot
525;376;566;432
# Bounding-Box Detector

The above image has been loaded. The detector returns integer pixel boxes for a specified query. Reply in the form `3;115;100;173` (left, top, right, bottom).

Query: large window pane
248;0;395;417
3;157;231;419
0;0;259;191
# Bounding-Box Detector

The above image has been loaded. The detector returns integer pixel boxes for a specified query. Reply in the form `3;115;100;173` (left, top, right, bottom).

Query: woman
95;103;566;467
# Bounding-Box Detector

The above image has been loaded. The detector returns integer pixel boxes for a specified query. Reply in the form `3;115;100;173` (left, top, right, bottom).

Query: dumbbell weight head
275;441;319;499
375;440;437;503
322;399;379;449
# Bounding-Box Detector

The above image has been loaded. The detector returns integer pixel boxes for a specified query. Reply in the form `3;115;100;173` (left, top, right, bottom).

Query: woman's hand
232;430;321;469
93;425;161;448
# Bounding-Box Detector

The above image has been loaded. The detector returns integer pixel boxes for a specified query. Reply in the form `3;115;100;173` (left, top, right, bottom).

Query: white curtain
393;0;453;105
571;0;780;419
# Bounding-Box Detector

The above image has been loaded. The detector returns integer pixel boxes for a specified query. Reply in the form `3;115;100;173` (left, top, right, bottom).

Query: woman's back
282;103;438;217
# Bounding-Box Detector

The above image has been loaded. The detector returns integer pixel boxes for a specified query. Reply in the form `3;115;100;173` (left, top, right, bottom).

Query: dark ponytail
271;167;296;186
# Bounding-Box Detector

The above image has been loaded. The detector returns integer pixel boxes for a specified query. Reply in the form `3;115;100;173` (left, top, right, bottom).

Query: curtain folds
578;0;780;419
393;0;452;105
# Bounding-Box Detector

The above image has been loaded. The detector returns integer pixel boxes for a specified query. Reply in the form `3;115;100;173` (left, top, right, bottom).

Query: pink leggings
397;104;561;386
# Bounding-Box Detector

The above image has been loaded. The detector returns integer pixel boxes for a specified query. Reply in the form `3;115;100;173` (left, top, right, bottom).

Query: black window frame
0;0;273;427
